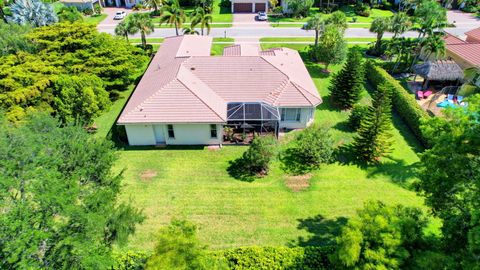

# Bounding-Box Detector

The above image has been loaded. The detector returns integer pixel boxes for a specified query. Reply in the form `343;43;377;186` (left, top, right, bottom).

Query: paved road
99;25;475;39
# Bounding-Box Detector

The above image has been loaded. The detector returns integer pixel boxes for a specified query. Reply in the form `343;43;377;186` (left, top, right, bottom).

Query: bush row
365;60;430;147
215;246;334;270
113;246;334;270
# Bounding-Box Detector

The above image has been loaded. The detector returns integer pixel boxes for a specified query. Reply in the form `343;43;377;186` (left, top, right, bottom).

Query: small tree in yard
329;47;365;109
309;24;347;72
352;82;393;163
348;104;369;130
242;135;278;175
292;125;334;170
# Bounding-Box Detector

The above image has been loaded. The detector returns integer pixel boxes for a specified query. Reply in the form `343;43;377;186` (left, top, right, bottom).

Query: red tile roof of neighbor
444;33;466;45
118;35;322;124
444;31;480;67
465;27;480;41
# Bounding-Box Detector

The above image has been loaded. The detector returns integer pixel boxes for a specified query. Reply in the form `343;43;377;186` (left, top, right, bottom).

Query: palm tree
370;17;391;54
128;13;155;49
144;0;163;13
325;11;347;33
414;0;447;38
305;14;324;47
159;0;185;36
190;7;212;36
420;34;446;60
182;26;199;35
390;12;410;38
114;20;132;42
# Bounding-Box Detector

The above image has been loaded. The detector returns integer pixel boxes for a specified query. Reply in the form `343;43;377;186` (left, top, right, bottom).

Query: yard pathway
97;7;133;28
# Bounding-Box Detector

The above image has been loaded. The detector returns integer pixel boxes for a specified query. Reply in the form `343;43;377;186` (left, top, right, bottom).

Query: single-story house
444;29;480;69
61;0;99;11
231;0;268;13
117;35;322;146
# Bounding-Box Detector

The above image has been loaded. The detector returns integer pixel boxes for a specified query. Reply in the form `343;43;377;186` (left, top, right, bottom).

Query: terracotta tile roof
444;33;466;45
118;36;321;124
465;27;480;41
222;44;260;56
447;43;480;67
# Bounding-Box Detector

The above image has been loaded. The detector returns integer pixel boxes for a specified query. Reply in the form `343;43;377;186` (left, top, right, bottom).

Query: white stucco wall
279;107;315;129
125;124;156;146
123;123;223;146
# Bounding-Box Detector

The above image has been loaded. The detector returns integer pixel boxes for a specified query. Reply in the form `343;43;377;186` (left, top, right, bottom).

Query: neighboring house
444;29;480;69
105;0;139;8
231;0;268;13
117;35;322;146
61;0;99;11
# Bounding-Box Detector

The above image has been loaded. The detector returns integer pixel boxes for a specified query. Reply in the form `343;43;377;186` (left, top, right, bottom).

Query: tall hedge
365;60;430;147
216;246;334;270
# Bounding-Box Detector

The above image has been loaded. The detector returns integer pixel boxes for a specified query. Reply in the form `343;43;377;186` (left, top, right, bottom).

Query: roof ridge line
290;82;318;106
176;67;226;122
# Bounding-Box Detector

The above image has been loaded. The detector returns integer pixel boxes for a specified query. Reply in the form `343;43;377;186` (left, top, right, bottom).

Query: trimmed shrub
215;246;334;269
365;60;430;147
112;251;150;270
348;104;369;130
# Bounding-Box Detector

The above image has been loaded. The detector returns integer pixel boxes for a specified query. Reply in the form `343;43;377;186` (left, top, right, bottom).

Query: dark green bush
365;60;430;147
348;104;369;130
216;246;334;270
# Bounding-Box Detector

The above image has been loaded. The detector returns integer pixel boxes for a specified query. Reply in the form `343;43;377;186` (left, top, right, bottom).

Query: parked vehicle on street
113;11;126;20
257;12;268;21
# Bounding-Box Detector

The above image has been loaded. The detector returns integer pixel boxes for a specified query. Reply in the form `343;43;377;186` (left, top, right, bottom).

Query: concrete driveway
233;13;270;28
97;7;132;28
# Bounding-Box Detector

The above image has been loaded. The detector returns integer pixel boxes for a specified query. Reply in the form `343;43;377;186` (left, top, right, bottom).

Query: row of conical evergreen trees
329;47;393;163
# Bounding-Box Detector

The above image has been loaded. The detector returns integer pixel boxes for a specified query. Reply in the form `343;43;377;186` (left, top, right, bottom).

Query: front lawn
84;13;108;25
111;48;428;252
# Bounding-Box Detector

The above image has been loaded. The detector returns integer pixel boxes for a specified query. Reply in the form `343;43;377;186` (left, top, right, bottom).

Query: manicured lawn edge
365;60;430;147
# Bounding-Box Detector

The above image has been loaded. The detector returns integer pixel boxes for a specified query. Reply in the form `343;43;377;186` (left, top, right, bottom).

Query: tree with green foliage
286;0;313;18
417;95;480;266
115;20;133;42
146;219;223;270
128;13;155;49
309;24;347;71
52;74;110;125
352;82;393;162
183;25;199;34
335;201;430;269
242;135;278;175
369;16;391;54
160;0;186;36
348;104;369;130
0;113;144;269
290;125;334;170
0;0;8;23
420;33;446;61
8;0;58;27
145;0;163;12
190;6;212;36
414;0;447;38
390;12;410;38
0;22;35;56
57;6;83;23
325;10;347;33
305;14;324;46
329;47;365;109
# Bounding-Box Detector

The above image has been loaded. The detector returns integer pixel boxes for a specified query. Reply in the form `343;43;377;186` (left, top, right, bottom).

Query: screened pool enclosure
224;102;280;142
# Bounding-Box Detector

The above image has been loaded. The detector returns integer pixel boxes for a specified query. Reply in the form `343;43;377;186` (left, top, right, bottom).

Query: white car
113;11;126;20
257;12;268;21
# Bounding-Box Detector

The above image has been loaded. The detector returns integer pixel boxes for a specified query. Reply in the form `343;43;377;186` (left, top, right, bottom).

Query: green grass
110;47;430;252
84;14;108;25
268;5;392;27
260;37;379;43
213;37;235;42
128;38;165;43
211;0;233;23
211;43;234;55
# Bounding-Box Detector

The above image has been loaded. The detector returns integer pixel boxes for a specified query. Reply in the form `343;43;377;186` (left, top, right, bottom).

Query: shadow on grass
280;148;314;175
366;158;420;188
227;158;256;182
332;120;352;133
391;112;424;154
292;215;348;247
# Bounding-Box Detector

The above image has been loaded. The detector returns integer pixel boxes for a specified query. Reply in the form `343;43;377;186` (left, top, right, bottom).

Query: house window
210;124;218;138
167;124;175;138
281;108;301;122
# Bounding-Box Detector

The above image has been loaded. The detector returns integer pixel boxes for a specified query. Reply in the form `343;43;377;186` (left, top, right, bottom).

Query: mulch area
139;169;157;182
285;173;312;192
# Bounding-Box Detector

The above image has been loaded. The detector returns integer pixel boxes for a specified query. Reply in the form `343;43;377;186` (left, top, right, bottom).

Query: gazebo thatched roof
413;60;464;81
